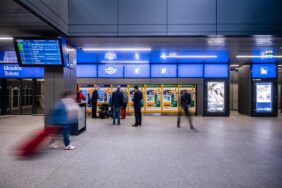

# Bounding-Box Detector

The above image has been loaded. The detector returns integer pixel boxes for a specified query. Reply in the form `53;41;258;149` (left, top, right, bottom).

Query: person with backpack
110;86;124;125
177;90;195;130
121;89;128;119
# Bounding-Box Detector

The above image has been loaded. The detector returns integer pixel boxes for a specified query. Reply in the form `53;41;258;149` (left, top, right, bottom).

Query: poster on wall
179;84;197;113
146;85;161;111
162;85;178;111
207;82;225;112
128;84;145;112
256;82;272;112
79;84;94;111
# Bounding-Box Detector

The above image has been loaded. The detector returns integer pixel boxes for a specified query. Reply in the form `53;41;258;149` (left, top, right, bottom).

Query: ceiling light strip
161;55;218;59
236;55;282;58
0;37;13;40
101;60;149;63
83;48;151;52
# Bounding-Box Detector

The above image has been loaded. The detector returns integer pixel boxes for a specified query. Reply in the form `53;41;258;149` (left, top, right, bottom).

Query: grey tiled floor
0;113;282;188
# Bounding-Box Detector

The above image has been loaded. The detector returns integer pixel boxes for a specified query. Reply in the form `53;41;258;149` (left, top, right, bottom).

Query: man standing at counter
132;85;143;127
91;87;99;118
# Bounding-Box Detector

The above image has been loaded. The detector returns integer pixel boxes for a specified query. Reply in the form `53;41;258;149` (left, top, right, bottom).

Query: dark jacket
91;90;98;105
133;90;143;108
181;92;192;108
111;90;124;108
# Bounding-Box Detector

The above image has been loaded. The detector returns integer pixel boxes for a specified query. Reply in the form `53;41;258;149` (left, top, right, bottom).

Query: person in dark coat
110;86;124;125
177;90;195;130
91;88;99;118
132;85;143;127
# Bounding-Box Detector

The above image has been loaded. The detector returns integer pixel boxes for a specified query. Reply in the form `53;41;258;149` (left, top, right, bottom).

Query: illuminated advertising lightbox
124;64;150;78
207;81;225;112
255;82;272;113
151;64;177;78
252;64;277;78
98;64;123;78
146;85;161;111
0;64;44;78
14;38;64;67
204;64;229;78
178;64;203;78
77;64;97;78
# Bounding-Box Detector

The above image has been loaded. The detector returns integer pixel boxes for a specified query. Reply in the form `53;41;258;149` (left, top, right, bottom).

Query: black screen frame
14;37;64;67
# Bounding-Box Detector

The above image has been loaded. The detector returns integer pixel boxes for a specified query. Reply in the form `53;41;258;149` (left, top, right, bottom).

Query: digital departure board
14;38;64;67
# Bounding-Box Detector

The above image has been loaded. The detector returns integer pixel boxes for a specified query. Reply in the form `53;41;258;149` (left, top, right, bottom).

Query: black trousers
134;106;142;125
92;102;97;118
177;106;193;128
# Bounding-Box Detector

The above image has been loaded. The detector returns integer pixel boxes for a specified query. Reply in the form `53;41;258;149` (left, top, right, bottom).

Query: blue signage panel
255;82;273;113
98;64;123;78
77;49;97;63
98;51;149;63
178;64;203;78
150;51;177;63
0;64;44;78
204;64;229;78
252;64;277;78
15;39;63;66
252;49;278;63
124;64;150;78
0;51;17;63
151;64;177;78
77;64;97;78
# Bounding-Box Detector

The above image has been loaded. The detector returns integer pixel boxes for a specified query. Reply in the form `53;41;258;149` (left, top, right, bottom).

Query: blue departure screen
178;64;203;77
151;64;177;78
0;64;44;78
15;39;63;66
124;64;150;78
98;64;123;78
252;64;277;78
255;82;273;113
77;64;97;78
204;64;229;78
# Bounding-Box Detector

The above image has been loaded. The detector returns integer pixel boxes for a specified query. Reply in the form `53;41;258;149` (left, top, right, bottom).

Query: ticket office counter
78;84;198;115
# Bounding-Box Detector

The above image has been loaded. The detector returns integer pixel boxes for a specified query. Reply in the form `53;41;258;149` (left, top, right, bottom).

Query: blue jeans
112;107;121;124
63;124;71;146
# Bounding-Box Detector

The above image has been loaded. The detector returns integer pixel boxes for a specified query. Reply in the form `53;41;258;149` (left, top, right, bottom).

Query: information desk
71;103;87;135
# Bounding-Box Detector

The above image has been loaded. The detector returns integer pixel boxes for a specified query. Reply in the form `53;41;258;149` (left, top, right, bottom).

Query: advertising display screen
98;64;123;78
162;85;178;111
77;64;97;78
255;82;272;113
207;81;225;112
179;85;197;114
128;85;145;112
0;64;44;78
151;64;177;78
124;64;150;78
252;64;277;78
178;64;203;78
146;85;161;112
14;39;64;66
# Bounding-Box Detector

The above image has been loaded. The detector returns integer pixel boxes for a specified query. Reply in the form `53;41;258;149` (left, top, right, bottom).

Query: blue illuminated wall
151;64;177;78
252;64;277;78
77;64;97;78
178;64;203;78
204;64;229;78
124;64;150;78
98;64;124;78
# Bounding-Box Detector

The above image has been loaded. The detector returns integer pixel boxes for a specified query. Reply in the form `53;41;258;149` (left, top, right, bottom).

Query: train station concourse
0;0;282;187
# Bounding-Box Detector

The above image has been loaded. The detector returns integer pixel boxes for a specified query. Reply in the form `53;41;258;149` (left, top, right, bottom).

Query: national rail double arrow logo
104;67;117;75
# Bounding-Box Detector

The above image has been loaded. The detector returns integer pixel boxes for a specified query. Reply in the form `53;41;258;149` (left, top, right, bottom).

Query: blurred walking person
49;91;80;150
132;86;143;127
91;87;99;118
177;90;195;130
110;86;124;125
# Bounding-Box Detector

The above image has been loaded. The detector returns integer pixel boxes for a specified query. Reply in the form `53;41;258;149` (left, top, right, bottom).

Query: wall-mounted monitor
77;64;97;78
14;38;64;67
252;64;277;78
204;64;229;78
98;64;123;78
178;64;203;78
124;64;150;78
151;64;177;78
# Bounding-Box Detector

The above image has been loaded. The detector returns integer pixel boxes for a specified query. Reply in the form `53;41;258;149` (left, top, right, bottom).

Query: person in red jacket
76;90;85;103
